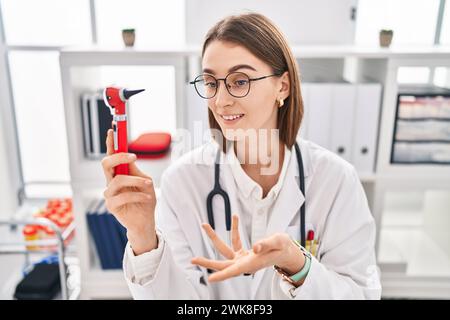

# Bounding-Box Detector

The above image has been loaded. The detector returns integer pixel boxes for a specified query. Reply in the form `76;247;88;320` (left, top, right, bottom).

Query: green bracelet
289;239;312;283
289;251;311;282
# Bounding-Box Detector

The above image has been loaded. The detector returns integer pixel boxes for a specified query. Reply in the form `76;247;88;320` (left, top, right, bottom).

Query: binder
97;202;122;269
299;84;310;139
306;83;333;150
113;216;128;248
102;206;127;266
86;199;111;269
352;84;382;174
80;92;112;159
86;198;129;269
330;84;356;162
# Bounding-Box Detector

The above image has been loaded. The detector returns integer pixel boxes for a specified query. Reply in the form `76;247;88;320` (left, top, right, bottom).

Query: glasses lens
194;74;217;99
226;72;250;97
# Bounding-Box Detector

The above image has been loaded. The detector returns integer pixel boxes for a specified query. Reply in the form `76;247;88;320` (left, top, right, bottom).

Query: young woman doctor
101;13;381;299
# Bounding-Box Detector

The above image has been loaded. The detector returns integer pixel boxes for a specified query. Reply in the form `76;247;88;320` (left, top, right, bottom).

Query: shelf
377;191;450;299
82;244;131;299
61;44;450;59
379;225;450;299
0;199;76;253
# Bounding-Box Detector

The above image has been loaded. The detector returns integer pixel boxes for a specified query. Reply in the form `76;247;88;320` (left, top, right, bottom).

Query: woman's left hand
191;215;306;283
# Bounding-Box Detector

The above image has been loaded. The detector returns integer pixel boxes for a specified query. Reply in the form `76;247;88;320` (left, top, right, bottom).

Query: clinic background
1;0;450;300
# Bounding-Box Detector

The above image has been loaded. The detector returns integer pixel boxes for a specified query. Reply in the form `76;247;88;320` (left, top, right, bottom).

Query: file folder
306;83;333;150
352;84;382;173
329;84;356;162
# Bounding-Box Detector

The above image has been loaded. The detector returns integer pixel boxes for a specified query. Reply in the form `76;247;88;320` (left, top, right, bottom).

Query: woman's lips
220;113;244;124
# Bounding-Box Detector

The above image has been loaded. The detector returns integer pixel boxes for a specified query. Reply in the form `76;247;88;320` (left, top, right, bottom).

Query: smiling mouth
220;114;244;121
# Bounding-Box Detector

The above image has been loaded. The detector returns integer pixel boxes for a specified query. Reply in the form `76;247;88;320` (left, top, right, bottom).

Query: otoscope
103;87;145;175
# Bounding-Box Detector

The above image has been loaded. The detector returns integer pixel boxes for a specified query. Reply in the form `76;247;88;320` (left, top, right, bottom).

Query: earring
278;98;284;108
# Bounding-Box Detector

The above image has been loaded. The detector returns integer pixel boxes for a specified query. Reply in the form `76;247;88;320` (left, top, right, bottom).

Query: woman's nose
214;81;233;108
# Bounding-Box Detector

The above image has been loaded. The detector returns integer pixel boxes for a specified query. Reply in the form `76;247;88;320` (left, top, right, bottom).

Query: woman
101;13;381;299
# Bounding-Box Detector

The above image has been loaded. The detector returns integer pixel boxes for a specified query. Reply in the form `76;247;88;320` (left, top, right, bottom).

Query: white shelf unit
369;56;450;299
60;45;450;299
60;48;185;299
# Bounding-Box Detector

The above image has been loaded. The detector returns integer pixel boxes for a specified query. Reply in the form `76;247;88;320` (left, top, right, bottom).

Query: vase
122;29;135;47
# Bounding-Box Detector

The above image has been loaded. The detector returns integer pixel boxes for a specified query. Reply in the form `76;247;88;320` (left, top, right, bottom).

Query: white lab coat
123;138;382;299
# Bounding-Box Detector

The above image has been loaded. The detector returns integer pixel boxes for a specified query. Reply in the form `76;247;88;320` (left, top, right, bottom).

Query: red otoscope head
103;87;145;115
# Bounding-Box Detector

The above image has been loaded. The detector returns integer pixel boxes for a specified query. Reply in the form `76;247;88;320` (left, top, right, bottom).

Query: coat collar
226;144;292;200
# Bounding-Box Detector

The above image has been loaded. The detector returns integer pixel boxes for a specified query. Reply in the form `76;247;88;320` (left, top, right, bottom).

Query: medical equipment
103;87;145;175
207;142;307;247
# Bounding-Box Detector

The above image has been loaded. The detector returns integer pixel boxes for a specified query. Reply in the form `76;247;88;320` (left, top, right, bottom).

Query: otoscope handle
113;120;129;176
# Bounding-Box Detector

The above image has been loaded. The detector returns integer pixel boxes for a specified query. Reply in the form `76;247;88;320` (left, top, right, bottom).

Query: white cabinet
60;48;186;299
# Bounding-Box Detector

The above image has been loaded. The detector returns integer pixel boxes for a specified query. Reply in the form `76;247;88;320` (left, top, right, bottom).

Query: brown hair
202;12;303;151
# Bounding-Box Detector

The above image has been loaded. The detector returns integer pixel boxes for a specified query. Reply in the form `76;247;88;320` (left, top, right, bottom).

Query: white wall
185;0;358;45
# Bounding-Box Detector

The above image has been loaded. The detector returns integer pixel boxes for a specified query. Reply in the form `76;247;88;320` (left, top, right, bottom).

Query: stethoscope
206;142;306;248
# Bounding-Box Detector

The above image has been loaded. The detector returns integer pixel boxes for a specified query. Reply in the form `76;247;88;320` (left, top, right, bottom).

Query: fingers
202;223;235;260
208;254;254;282
129;160;151;179
101;152;137;184
208;250;279;283
105;191;152;212
231;215;242;252
103;175;153;198
191;257;233;271
252;233;285;254
106;129;114;156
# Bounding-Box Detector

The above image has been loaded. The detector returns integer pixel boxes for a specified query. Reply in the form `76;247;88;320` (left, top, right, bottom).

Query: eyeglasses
189;72;281;99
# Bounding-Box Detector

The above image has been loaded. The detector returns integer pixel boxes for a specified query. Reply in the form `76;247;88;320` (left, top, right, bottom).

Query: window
95;0;185;47
1;0;91;46
397;67;431;84
355;0;440;46
434;67;450;88
8;51;70;183
440;1;450;44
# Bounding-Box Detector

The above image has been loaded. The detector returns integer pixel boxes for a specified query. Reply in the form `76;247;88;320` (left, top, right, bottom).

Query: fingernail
128;154;136;160
145;179;152;185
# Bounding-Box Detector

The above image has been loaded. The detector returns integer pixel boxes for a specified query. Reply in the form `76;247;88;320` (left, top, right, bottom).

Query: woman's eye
235;80;248;86
205;82;217;88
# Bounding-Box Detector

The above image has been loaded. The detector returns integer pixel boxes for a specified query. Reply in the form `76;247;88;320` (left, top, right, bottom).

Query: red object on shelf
128;132;171;159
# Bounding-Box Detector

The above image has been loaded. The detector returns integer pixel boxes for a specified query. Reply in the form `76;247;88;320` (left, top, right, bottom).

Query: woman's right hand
101;129;158;255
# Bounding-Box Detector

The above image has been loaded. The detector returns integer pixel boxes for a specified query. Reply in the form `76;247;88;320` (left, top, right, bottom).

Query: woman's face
202;40;289;141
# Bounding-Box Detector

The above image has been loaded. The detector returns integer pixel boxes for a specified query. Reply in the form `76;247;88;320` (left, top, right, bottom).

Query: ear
277;71;290;101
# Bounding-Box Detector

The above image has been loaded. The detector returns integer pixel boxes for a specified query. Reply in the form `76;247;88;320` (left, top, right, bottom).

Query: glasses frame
189;72;281;99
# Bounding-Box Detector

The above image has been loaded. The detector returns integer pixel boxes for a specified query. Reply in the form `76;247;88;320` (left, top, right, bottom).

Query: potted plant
122;28;135;47
379;29;393;48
